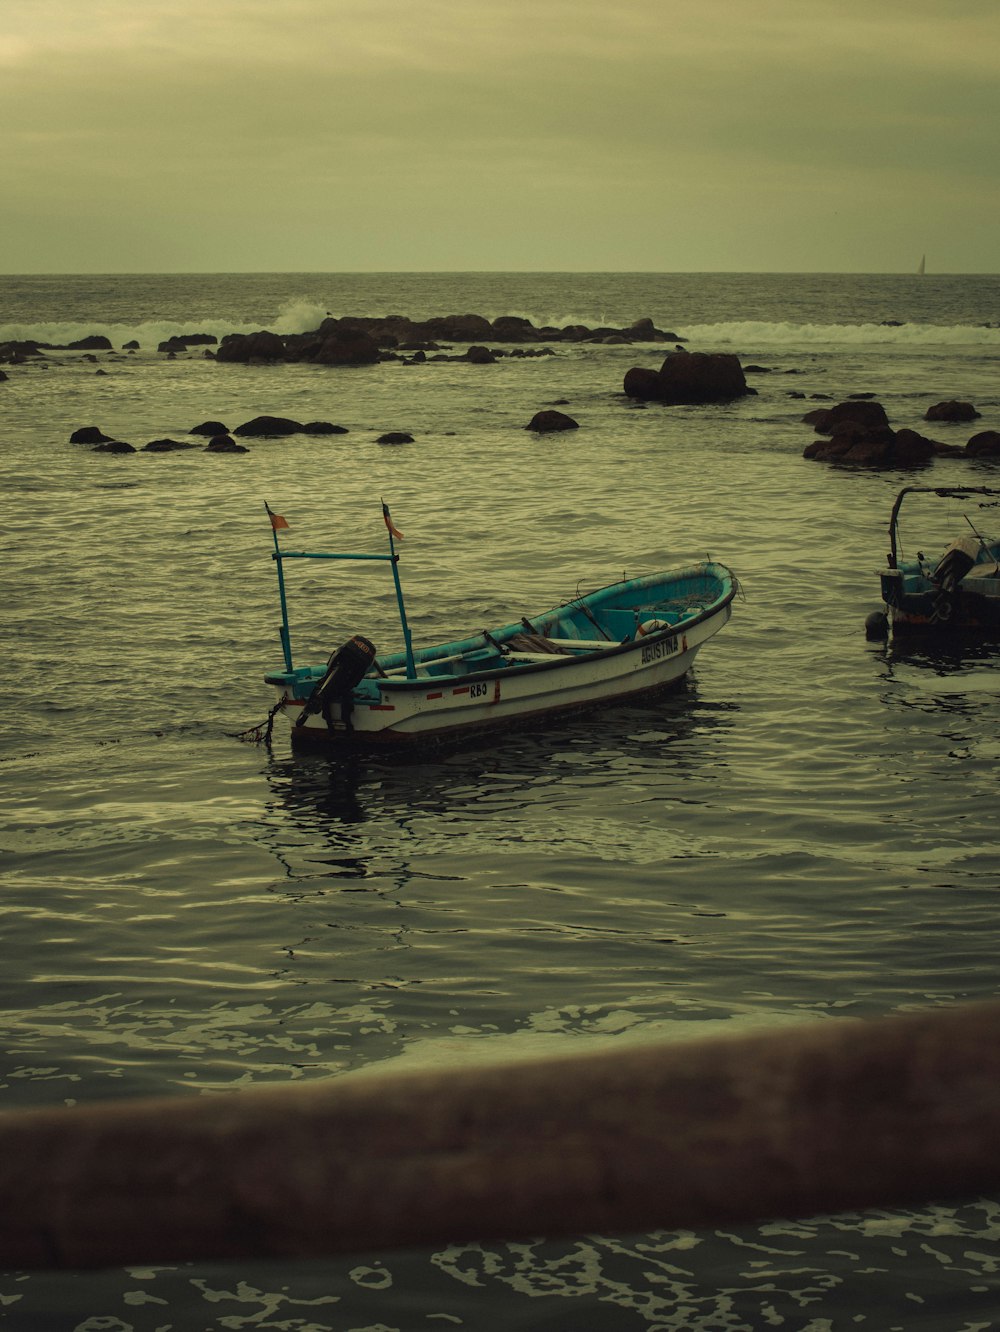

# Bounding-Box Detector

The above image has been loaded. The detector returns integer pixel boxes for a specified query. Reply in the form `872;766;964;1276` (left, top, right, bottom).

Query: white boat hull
272;600;732;746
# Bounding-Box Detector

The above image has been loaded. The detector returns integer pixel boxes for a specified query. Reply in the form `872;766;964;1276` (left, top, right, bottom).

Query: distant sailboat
917;254;926;275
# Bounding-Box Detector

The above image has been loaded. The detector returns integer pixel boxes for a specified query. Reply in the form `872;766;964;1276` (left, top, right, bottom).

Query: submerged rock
233;415;304;437
70;426;114;444
526;410;579;433
205;435;248;453
925;400;980;422
967;430;1000;458
302;421;349;434
143;438;198;452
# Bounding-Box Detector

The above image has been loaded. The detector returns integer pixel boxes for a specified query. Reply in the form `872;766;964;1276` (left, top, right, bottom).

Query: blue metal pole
266;504;294;672
386;528;417;679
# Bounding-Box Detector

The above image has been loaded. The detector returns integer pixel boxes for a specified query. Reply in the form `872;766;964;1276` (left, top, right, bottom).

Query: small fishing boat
871;485;1000;637
261;503;738;746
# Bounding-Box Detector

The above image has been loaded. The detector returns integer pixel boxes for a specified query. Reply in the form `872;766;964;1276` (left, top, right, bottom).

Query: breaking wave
3;303;1000;352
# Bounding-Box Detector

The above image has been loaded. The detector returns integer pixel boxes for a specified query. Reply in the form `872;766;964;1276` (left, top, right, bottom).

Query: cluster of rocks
802;398;1000;467
4;314;684;373
67;415;427;453
622;351;755;405
211;313;682;367
70;424;247;454
0;336;115;363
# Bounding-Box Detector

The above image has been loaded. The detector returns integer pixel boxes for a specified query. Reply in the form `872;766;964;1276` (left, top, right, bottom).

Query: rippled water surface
2;272;1000;1329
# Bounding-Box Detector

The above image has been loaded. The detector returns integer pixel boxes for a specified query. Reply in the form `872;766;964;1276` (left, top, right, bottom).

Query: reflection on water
881;634;1000;677
262;680;731;847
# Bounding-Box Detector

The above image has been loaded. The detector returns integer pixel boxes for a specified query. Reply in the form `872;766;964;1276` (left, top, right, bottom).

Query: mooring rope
230;698;284;745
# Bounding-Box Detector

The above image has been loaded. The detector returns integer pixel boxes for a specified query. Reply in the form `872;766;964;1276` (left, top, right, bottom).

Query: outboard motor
933;536;979;592
931;536;980;624
295;635;377;730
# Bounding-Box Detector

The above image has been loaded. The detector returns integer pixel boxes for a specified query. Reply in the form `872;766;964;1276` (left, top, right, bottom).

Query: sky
2;0;999;273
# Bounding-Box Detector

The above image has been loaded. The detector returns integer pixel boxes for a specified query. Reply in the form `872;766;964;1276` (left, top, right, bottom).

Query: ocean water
2;271;1000;1330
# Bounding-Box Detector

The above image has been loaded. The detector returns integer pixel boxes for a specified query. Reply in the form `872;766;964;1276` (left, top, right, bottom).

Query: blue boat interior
266;564;732;698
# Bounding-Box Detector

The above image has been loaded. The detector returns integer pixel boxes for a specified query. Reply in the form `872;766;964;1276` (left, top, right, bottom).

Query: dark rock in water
376;431;414;444
205;435;248;452
967;430;1000;458
424;313;494;341
803;397;964;467
0;369;7;383
848;392;878;400
622;366;663;401
623;351;753;404
302;421;349;434
526;410;579;433
143;438;198;452
158;333;218;353
307;324;381;366
0;340;46;362
925;400;980;422
203;312;686;371
92;440;135;453
216;330;285;363
627;317;682;341
466;345;497;364
805;400;890;434
122;340;140;350
68;335;113;351
804;420;936;468
490;315;536;342
893;429;940;465
234;415;304;437
190;420;230;436
70;426;113;444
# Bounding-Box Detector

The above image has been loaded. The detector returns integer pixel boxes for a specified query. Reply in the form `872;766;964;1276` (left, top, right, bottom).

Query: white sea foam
4;312;999;350
682;319;1000;347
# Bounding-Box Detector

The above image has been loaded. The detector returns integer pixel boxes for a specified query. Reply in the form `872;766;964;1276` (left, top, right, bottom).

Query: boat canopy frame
887;486;1000;569
268;502;416;679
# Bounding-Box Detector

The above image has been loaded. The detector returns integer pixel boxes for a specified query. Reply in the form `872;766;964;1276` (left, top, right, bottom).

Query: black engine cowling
295;635;377;729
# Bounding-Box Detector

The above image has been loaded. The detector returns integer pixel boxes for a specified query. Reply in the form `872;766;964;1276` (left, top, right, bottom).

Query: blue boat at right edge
872;485;1000;639
262;502;739;748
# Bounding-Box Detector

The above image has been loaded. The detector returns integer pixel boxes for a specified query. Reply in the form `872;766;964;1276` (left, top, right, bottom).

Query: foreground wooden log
2;1000;1000;1270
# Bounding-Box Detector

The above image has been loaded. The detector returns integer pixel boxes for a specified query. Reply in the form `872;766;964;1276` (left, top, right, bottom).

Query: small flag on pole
265;502;289;531
382;501;404;540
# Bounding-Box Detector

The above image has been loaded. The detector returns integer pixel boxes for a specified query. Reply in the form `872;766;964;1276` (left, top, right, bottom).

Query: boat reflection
877;634;1000;678
256;680;737;886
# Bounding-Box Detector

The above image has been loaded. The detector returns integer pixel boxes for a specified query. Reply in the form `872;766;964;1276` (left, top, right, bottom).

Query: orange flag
382;501;403;540
266;503;289;531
